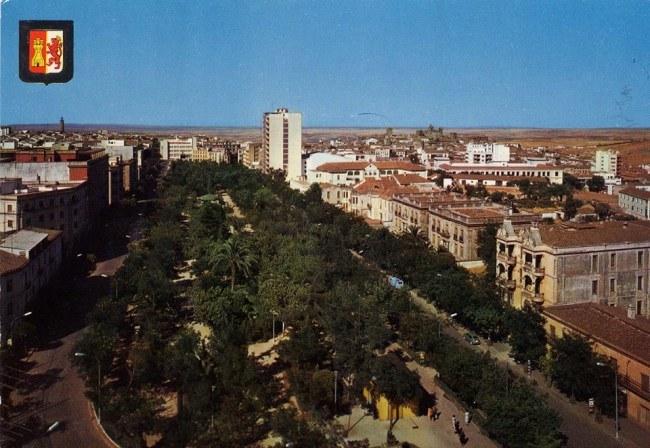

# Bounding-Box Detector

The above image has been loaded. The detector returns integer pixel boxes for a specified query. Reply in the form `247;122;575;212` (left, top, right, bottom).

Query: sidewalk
409;289;649;448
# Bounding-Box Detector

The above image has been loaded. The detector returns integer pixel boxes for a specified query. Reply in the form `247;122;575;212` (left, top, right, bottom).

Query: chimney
627;304;636;319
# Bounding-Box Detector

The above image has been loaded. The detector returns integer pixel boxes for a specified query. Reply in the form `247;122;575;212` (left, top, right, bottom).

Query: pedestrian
452;414;458;433
427;407;433;420
432;405;438;420
464;410;470;424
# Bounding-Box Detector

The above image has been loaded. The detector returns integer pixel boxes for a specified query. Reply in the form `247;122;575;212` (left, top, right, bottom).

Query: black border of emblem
19;20;74;84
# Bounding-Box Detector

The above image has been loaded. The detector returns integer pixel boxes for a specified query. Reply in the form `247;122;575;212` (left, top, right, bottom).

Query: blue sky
1;0;649;127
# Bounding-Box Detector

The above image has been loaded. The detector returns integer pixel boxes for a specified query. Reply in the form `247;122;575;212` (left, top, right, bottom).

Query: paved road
349;249;649;448
10;245;129;448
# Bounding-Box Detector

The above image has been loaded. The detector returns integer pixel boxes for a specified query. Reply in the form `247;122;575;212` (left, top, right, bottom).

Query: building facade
0;179;89;254
429;206;538;262
465;143;510;164
160;138;196;161
619;188;650;219
592;150;620;177
0;229;63;346
263;108;302;181
543;303;650;429
496;220;650;316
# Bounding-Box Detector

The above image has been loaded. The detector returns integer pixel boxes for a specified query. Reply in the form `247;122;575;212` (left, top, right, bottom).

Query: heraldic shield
19;21;74;84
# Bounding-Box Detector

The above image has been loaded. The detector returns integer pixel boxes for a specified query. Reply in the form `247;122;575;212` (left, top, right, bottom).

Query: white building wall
263;109;302;181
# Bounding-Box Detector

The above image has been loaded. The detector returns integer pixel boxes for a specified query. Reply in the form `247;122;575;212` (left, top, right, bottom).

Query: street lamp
5;311;33;347
596;361;619;441
75;352;101;424
271;310;279;341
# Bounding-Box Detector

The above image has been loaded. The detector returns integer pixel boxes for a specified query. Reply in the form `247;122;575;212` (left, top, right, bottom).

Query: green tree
505;304;547;366
478;224;498;276
371;356;423;429
548;333;616;415
563;195;583;220
210;236;255;290
587;175;606;192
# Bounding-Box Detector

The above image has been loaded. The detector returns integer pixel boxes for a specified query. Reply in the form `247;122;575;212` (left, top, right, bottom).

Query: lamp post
75;352;101;423
596;361;619;441
271;310;279;341
5;311;33;348
334;370;338;413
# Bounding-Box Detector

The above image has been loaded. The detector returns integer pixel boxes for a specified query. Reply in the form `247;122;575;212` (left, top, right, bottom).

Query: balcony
523;263;545;276
619;375;650;401
522;289;544;304
506;279;516;290
497;252;516;265
440;230;450;239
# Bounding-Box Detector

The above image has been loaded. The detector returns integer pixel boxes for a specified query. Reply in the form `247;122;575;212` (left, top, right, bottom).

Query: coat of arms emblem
19;21;73;84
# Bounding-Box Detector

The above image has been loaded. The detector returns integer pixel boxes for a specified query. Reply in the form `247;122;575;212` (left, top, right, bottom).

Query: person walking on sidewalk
452;414;458;433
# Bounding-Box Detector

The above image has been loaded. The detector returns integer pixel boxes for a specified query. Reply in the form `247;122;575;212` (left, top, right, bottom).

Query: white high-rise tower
263;108;302;181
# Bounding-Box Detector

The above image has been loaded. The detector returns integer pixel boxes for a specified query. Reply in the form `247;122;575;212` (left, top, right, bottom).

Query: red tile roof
392;174;430;185
353;178;417;198
315;161;369;172
619;187;650;201
543;302;650;366
538;221;650;248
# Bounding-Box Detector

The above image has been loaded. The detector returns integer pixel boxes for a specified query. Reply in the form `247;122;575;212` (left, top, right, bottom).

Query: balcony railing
497;252;516;265
523;263;545;276
522;289;544;304
619;375;650;402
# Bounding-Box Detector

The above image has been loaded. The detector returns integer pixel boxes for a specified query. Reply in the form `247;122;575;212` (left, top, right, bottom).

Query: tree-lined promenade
76;162;600;447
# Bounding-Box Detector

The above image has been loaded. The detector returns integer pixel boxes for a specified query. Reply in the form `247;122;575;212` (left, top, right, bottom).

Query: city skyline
2;1;650;128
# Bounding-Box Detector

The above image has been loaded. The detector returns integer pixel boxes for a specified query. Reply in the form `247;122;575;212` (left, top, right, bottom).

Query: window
7;204;12;212
550;325;557;338
638;300;643;316
610;253;616;269
638;276;644;291
610;278;616;293
7;219;13;228
592;280;598;295
642;374;650;393
591;254;598;273
639;251;644;268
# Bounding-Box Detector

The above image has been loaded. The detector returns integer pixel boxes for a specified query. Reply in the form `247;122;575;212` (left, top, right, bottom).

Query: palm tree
211;236;255;290
404;225;427;246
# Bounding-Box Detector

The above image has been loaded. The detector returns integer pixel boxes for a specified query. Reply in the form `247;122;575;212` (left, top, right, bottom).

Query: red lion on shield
47;36;62;69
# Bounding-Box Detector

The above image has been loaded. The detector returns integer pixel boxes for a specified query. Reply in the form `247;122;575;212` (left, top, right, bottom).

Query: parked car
464;332;480;345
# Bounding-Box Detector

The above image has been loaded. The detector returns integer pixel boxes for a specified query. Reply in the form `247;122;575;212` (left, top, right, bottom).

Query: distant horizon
5;122;650;132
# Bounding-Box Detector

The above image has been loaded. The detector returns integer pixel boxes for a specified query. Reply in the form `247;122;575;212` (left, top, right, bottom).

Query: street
349;249;650;448
4;218;137;448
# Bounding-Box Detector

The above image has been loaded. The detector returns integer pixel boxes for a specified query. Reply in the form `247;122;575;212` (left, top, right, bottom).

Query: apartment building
320;184;352;211
191;147;227;163
429;206;538;262
241;142;264;170
465;143;510;164
160;137;196;161
307;160;427;187
440;162;564;185
619;187;650;219
350;178;417;227
543;303;650;428
0;149;109;224
263;108;302;181
496;220;650;315
592;150;620;177
0;178;89;254
391;192;479;236
0;229;63;346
